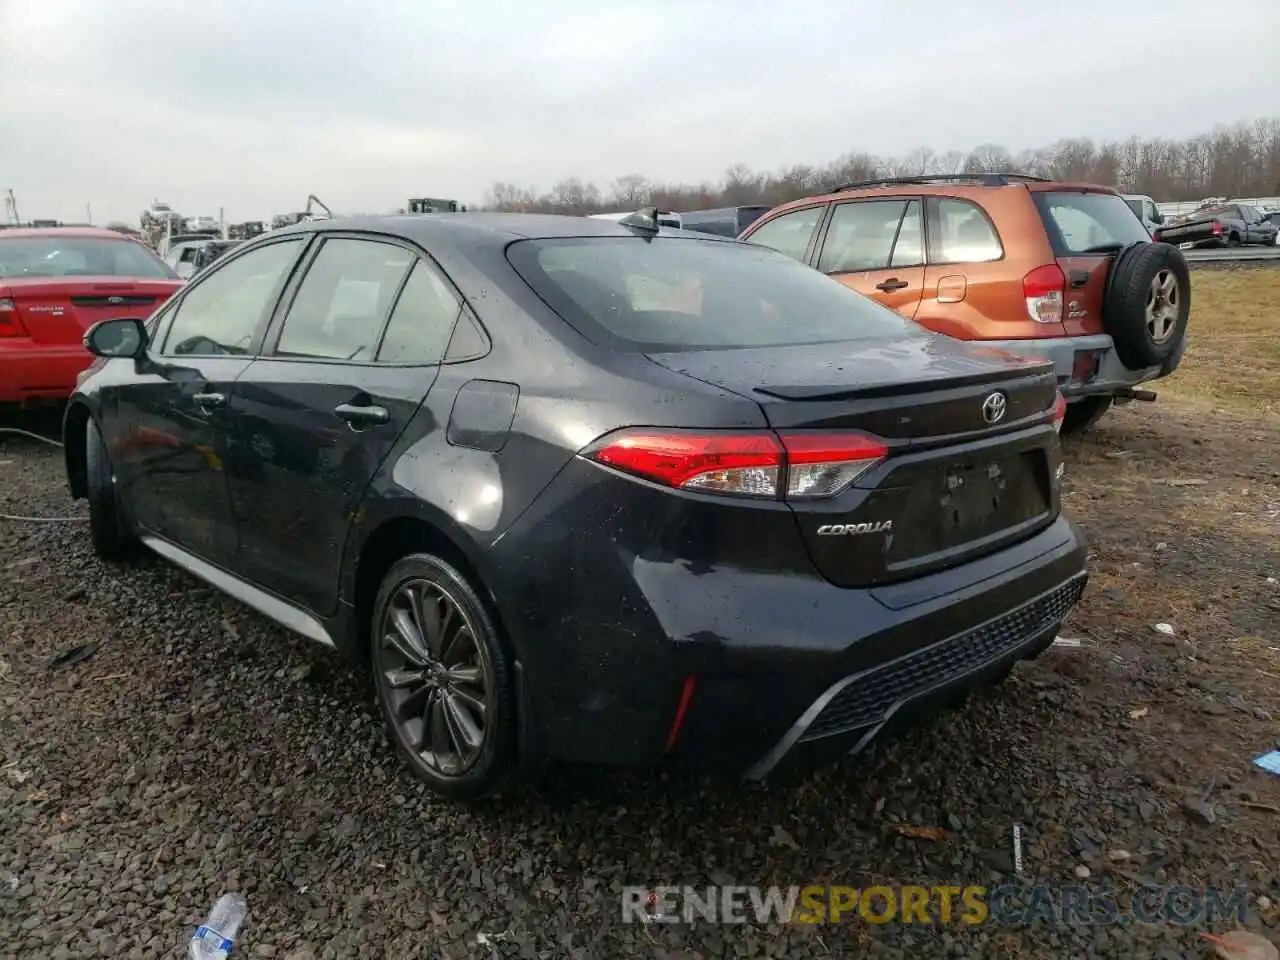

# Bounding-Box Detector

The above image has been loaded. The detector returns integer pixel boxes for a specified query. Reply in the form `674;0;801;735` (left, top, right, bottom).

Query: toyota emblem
981;391;1007;425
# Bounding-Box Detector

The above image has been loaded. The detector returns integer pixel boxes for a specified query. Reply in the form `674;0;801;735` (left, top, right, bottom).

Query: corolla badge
816;521;893;536
981;391;1007;425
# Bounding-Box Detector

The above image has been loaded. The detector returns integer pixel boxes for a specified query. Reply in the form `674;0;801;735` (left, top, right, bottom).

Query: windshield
0;236;178;280
1033;192;1154;255
507;236;921;351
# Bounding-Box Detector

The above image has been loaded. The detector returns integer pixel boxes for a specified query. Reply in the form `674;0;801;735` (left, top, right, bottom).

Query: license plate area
886;452;1050;566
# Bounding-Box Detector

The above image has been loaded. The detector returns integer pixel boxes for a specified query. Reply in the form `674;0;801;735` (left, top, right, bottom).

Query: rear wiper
1079;242;1124;254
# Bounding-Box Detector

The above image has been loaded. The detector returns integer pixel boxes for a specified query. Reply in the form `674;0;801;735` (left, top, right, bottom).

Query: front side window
162;239;304;356
275;238;414;361
508;235;921;352
742;206;824;262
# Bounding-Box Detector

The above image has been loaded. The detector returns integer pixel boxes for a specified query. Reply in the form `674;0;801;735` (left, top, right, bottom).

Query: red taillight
1052;393;1067;433
0;299;27;338
1211;221;1223;235
1022;265;1065;325
582;428;889;500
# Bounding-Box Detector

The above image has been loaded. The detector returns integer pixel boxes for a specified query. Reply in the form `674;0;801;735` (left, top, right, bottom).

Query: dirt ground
0;267;1277;959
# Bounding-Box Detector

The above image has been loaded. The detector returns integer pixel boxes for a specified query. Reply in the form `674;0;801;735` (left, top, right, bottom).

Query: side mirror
84;317;148;359
1152;211;1165;225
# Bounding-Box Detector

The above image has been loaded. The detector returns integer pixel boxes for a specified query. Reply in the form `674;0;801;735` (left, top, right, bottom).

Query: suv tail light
583;429;889;501
1023;265;1065;325
0;298;27;338
1211;221;1223;236
1052;393;1067;433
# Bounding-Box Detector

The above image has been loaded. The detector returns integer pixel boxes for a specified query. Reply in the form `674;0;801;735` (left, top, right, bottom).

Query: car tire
370;553;517;800
1226;232;1241;247
1059;396;1112;437
85;417;140;561
1103;242;1191;370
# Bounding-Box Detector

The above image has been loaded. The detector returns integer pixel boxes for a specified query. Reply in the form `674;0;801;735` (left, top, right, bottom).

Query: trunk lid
3;277;182;346
647;336;1062;587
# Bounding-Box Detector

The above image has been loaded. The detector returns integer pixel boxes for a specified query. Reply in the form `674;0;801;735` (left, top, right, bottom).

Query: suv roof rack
832;172;1051;192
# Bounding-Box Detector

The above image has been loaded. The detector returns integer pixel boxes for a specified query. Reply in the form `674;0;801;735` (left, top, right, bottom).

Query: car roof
763;180;1121;219
0;226;145;241
270;212;736;248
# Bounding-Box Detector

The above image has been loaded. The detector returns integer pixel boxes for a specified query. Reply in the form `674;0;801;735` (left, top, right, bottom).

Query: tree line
484;117;1280;216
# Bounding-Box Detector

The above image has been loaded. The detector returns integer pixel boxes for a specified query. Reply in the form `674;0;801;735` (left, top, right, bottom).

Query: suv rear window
1033;192;1152;256
507;236;921;351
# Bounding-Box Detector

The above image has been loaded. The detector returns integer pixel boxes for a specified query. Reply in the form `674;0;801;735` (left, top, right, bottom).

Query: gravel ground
1;403;1278;960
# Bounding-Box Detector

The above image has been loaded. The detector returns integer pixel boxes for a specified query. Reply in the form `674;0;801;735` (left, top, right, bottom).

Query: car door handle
192;391;226;409
334;402;390;426
875;278;909;292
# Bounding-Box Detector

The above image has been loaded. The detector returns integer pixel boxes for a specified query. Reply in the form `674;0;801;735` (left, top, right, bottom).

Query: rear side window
507;236;921;352
276;238;414;361
818;200;922;273
926;198;1003;264
1034;192;1152;256
742;206;824;261
376;260;462;364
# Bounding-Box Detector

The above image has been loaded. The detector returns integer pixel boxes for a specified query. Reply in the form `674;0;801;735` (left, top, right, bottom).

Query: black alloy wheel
370;554;515;798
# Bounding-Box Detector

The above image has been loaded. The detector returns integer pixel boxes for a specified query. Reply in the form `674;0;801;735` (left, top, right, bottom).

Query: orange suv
737;173;1191;434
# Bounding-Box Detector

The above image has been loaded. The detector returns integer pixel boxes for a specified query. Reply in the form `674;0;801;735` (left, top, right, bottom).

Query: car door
113;236;309;565
225;234;465;616
811;198;926;318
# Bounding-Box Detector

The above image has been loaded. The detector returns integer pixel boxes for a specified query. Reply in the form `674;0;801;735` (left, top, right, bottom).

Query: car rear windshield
506;236;921;351
1033;192;1153;256
0;236;177;280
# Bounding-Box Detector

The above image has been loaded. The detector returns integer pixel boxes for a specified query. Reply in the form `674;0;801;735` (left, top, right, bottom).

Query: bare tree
609;174;650;208
483;117;1280;213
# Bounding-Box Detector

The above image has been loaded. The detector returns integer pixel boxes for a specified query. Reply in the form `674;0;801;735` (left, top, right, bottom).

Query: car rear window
0;236;177;280
1033;192;1153;256
507;236;922;351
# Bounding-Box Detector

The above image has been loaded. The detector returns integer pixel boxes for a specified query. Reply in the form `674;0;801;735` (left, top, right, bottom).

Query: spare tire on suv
1102;241;1191;370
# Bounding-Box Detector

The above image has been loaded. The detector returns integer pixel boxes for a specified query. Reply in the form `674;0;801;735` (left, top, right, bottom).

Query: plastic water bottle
189;892;247;960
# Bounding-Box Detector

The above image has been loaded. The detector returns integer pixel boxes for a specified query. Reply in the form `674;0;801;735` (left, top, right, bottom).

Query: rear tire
1059;396;1112;437
85;418;139;561
1103;242;1190;370
370;553;517;800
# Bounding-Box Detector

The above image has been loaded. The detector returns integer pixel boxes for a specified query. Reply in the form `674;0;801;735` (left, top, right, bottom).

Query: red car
0;227;183;405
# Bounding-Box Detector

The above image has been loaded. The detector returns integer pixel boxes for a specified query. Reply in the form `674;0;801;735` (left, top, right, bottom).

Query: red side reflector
1052;393;1067;433
664;675;698;753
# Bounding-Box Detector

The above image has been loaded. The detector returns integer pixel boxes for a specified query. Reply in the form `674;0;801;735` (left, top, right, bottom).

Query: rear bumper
493;449;1089;774
981;333;1179;399
0;343;92;403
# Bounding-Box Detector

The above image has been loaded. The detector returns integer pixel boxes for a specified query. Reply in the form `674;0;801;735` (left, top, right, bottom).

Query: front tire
85;418;139;561
370;554;517;800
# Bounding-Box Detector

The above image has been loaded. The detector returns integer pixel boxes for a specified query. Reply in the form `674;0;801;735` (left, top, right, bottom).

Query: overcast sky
2;0;1277;226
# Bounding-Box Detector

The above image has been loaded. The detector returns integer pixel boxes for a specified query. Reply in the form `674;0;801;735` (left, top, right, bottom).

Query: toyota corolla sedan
63;210;1086;799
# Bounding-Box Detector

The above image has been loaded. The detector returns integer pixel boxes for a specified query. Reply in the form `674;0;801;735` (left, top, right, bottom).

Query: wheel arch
345;508;512;670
